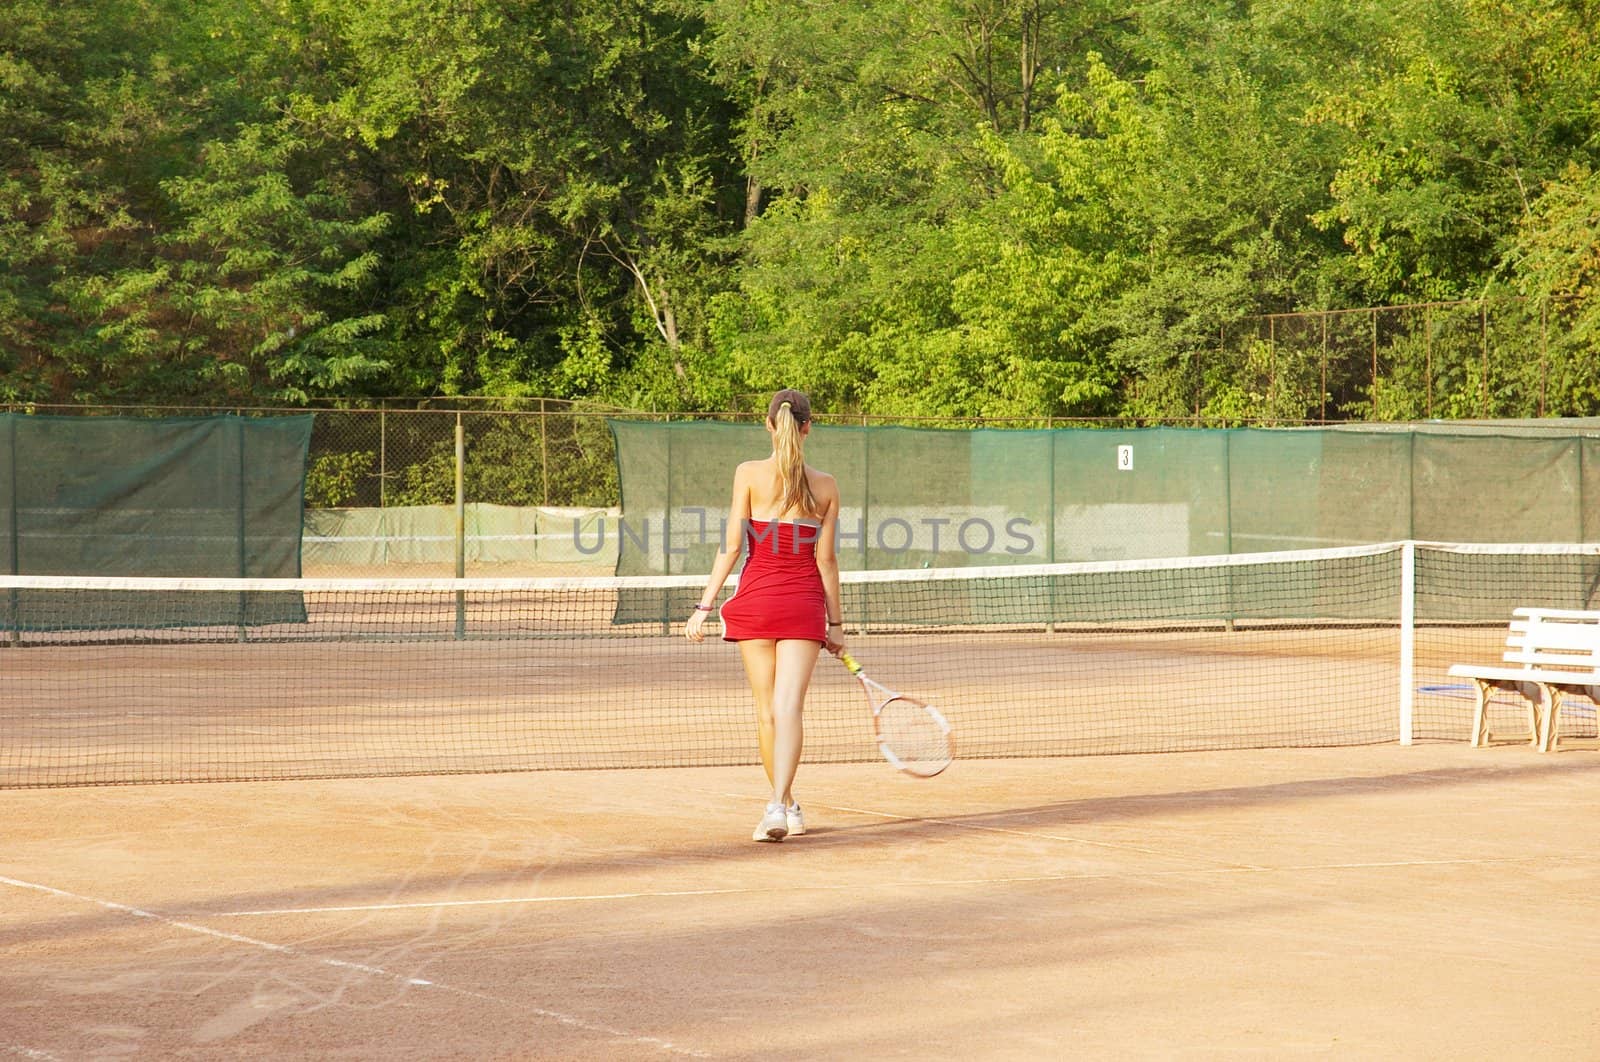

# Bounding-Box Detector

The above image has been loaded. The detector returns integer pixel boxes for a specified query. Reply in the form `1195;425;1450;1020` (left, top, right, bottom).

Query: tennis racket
840;652;953;777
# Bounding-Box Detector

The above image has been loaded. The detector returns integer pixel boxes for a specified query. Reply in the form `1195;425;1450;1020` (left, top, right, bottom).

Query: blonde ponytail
771;401;819;518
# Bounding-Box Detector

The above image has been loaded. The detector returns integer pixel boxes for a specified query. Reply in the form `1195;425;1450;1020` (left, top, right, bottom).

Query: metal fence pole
1480;301;1489;417
379;404;387;509
540;398;550;506
1320;315;1328;422
1371;308;1379;402
1424;306;1433;419
1268;315;1276;414
1539;303;1548;418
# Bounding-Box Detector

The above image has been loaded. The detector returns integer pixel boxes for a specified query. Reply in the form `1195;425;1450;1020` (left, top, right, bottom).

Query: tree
1505;163;1600;414
0;0;392;402
701;0;1139;415
287;0;743;403
1309;0;1600;305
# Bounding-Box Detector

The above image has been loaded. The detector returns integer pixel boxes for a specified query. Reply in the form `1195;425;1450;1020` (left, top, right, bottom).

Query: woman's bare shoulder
805;466;839;495
733;458;772;479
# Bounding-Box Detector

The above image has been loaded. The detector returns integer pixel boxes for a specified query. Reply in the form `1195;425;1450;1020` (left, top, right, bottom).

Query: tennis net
3;541;1597;787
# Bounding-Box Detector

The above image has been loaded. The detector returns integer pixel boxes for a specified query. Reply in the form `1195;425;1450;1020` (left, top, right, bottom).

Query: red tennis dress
720;519;827;643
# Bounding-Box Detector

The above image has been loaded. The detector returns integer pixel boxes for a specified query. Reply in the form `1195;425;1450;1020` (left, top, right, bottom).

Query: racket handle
840;652;862;675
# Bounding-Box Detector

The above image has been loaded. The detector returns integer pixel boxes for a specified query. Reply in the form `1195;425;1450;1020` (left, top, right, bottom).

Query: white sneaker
753;801;788;842
786;802;806;837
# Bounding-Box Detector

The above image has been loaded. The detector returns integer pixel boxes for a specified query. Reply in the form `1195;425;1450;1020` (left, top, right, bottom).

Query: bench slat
1504;646;1600;665
1514;607;1600;620
1448;663;1600;685
1507;628;1600;651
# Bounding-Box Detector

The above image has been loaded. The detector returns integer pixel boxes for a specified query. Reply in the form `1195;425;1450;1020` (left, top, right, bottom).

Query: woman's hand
685;609;710;643
824;624;846;656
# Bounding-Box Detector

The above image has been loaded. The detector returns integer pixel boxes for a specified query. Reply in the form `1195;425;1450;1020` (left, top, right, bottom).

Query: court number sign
1117;444;1134;471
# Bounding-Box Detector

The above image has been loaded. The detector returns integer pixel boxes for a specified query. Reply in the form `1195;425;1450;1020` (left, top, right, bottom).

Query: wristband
828;620;843;626
694;604;715;612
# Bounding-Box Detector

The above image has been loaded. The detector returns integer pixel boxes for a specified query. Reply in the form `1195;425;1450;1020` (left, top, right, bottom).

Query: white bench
1448;608;1600;752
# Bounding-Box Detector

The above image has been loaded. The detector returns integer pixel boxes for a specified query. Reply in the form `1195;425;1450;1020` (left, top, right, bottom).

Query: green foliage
1504;162;1600;410
119;122;392;400
305;449;376;508
290;0;743;402
706;57;1139;412
0;1;393;401
1308;0;1600;304
5;0;1600;420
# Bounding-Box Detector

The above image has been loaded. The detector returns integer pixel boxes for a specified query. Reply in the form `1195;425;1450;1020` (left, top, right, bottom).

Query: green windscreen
1;414;312;628
609;421;1600;621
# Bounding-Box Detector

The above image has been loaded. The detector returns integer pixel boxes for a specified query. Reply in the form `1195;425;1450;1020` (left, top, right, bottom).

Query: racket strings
876;697;952;773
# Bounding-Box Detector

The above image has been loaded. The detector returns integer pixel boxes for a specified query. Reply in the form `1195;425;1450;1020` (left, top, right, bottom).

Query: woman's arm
685;464;751;643
815;475;845;655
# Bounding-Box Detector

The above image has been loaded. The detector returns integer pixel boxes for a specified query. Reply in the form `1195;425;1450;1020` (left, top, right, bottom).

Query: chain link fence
1211;297;1571;423
302;400;623;510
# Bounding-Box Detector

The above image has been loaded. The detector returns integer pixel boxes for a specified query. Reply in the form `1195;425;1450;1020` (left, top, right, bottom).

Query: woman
685;388;845;842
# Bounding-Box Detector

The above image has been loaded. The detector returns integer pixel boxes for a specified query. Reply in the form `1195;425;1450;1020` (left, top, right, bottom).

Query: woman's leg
769;639;822;805
737;639;778;786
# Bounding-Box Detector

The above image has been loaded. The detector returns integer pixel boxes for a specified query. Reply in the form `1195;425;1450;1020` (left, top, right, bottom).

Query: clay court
4;564;1599;1058
3;738;1598;1059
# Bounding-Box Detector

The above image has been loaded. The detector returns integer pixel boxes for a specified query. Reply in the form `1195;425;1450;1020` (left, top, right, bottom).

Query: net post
1398;539;1416;745
454;414;466;639
7;413;17;647
236;415;248;643
859;423;870;636
1223;429;1236;633
1046;429;1057;634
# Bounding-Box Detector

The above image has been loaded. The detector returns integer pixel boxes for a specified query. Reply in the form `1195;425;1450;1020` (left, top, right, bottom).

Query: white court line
209;855;1566;917
3;1046;63;1061
221;887;759;916
0;875;704;1058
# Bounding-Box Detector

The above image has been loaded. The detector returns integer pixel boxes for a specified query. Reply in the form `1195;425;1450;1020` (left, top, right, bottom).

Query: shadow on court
807;756;1599;835
2;754;1592;945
